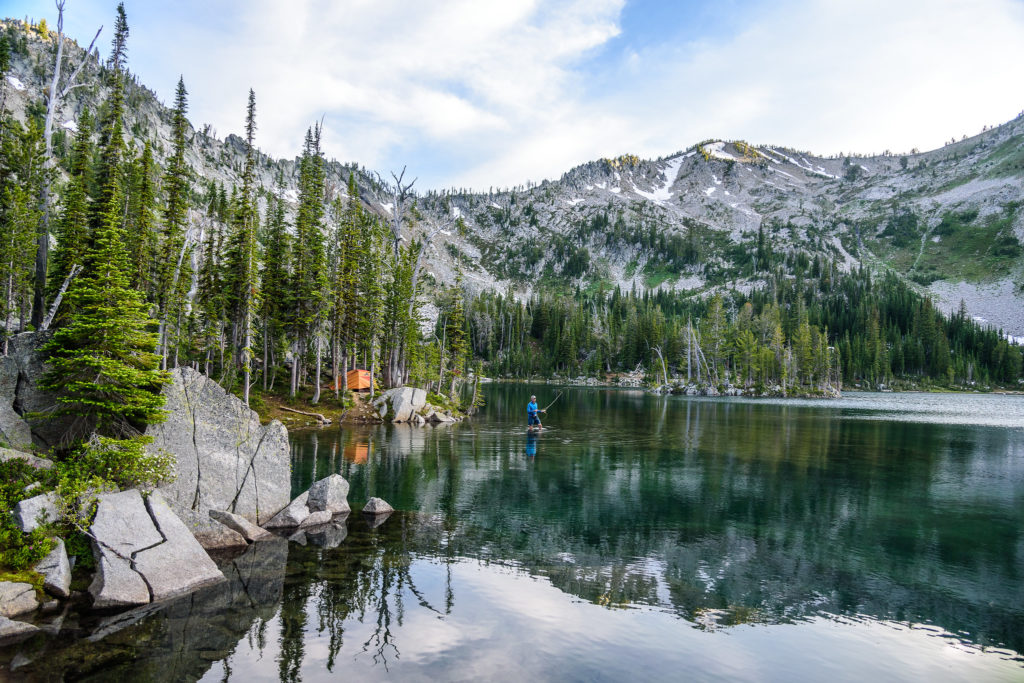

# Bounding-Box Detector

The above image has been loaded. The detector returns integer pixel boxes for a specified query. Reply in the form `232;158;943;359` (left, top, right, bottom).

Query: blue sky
6;0;1024;190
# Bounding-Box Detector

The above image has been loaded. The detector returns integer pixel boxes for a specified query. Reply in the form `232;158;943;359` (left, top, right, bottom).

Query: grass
874;204;1021;284
986;134;1024;177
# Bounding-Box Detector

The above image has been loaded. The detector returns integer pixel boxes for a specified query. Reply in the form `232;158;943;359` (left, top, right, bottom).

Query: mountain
3;17;1022;337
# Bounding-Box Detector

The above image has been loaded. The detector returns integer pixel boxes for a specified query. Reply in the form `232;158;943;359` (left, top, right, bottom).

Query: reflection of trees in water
276;515;454;674
288;391;1024;654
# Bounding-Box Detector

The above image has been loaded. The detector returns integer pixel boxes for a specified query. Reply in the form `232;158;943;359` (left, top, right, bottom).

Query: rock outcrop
88;489;224;608
146;368;291;548
265;475;352;528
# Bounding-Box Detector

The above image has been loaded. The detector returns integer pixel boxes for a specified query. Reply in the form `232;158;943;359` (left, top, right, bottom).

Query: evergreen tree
41;179;168;439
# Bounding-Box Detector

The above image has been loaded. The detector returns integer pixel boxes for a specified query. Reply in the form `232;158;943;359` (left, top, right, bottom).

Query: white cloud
15;0;1024;189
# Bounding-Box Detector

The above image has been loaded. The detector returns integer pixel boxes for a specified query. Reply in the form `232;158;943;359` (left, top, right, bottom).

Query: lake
4;385;1024;681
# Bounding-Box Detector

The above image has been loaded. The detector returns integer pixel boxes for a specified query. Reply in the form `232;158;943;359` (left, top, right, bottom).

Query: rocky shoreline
0;335;400;649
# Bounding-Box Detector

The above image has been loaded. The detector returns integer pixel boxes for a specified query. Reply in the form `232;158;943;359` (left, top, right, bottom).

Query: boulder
6;332;75;449
373;387;427;423
89;489;224;608
298;510;333;528
209;510;274;543
264;491;311;528
146;368;291;548
362;497;394;515
307;474;350;514
133;491;225;602
0;447;52;470
34;537;71;599
13;491;59;532
0;582;37;618
0;616;38;646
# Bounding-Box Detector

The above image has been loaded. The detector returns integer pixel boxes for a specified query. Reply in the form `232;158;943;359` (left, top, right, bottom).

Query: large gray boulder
147;367;291;548
307;474;350;514
6;332;76;449
34;537;71;599
13;491;59;532
89;489;224;608
0;582;37;617
373;387;427;423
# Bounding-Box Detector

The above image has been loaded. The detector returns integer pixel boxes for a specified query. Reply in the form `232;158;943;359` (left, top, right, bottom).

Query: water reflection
3;386;1023;680
288;386;1024;658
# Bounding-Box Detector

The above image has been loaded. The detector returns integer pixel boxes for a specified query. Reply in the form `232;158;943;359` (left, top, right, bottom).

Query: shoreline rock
146;367;291;548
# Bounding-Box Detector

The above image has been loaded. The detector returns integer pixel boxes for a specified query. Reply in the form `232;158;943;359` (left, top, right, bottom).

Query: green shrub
0;460;56;571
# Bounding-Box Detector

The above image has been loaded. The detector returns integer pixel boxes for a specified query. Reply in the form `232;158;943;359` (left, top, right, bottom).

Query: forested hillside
0;6;1021;402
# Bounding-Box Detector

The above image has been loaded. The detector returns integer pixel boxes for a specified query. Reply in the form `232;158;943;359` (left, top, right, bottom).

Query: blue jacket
527;400;539;416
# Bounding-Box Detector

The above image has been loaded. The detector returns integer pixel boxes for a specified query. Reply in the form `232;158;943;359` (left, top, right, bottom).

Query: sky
6;0;1024;190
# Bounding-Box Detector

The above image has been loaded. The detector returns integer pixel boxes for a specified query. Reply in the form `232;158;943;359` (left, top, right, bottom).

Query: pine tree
287;124;327;400
260;173;290;391
223;90;260;405
156;77;192;368
41;178;168;440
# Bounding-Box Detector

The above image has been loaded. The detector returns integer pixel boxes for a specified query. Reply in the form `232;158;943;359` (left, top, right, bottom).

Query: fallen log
278;405;331;425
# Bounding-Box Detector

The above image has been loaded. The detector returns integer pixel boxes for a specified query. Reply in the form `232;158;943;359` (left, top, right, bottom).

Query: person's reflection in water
526;430;538;457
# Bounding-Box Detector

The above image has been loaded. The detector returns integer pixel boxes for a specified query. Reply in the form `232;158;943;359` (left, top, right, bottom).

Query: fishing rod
542;391;563;412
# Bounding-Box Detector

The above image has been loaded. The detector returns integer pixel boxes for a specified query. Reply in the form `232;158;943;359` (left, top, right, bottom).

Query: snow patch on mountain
634;156;684;203
704;142;736;161
5;75;25;91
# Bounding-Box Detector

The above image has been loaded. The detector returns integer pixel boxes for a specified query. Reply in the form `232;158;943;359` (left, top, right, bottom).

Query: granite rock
34;537;71;599
307;474;350;514
147;368;291;547
209;509;274;542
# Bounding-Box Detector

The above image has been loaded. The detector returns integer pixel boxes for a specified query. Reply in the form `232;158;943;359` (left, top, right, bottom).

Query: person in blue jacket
527;395;545;430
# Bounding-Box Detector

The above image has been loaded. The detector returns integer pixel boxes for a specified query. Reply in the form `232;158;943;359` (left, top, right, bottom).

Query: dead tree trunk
34;4;101;328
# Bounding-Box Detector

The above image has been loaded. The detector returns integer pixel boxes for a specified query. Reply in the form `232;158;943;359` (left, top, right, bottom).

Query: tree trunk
312;332;322;405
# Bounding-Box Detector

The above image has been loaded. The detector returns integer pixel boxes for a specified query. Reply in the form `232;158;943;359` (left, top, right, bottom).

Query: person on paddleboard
527;395;545;430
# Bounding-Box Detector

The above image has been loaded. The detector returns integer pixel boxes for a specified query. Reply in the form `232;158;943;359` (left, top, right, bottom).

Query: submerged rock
34;537;71;599
147;367;291;548
0;582;37;618
305;521;348;549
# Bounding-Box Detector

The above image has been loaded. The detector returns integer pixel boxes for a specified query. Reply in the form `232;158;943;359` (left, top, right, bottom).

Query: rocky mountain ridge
3;18;1022;334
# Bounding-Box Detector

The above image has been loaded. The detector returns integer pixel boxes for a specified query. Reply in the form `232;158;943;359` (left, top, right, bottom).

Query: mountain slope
4;17;1022;335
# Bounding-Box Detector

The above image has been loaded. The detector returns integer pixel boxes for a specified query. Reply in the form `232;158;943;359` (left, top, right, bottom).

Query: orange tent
346;369;372;391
